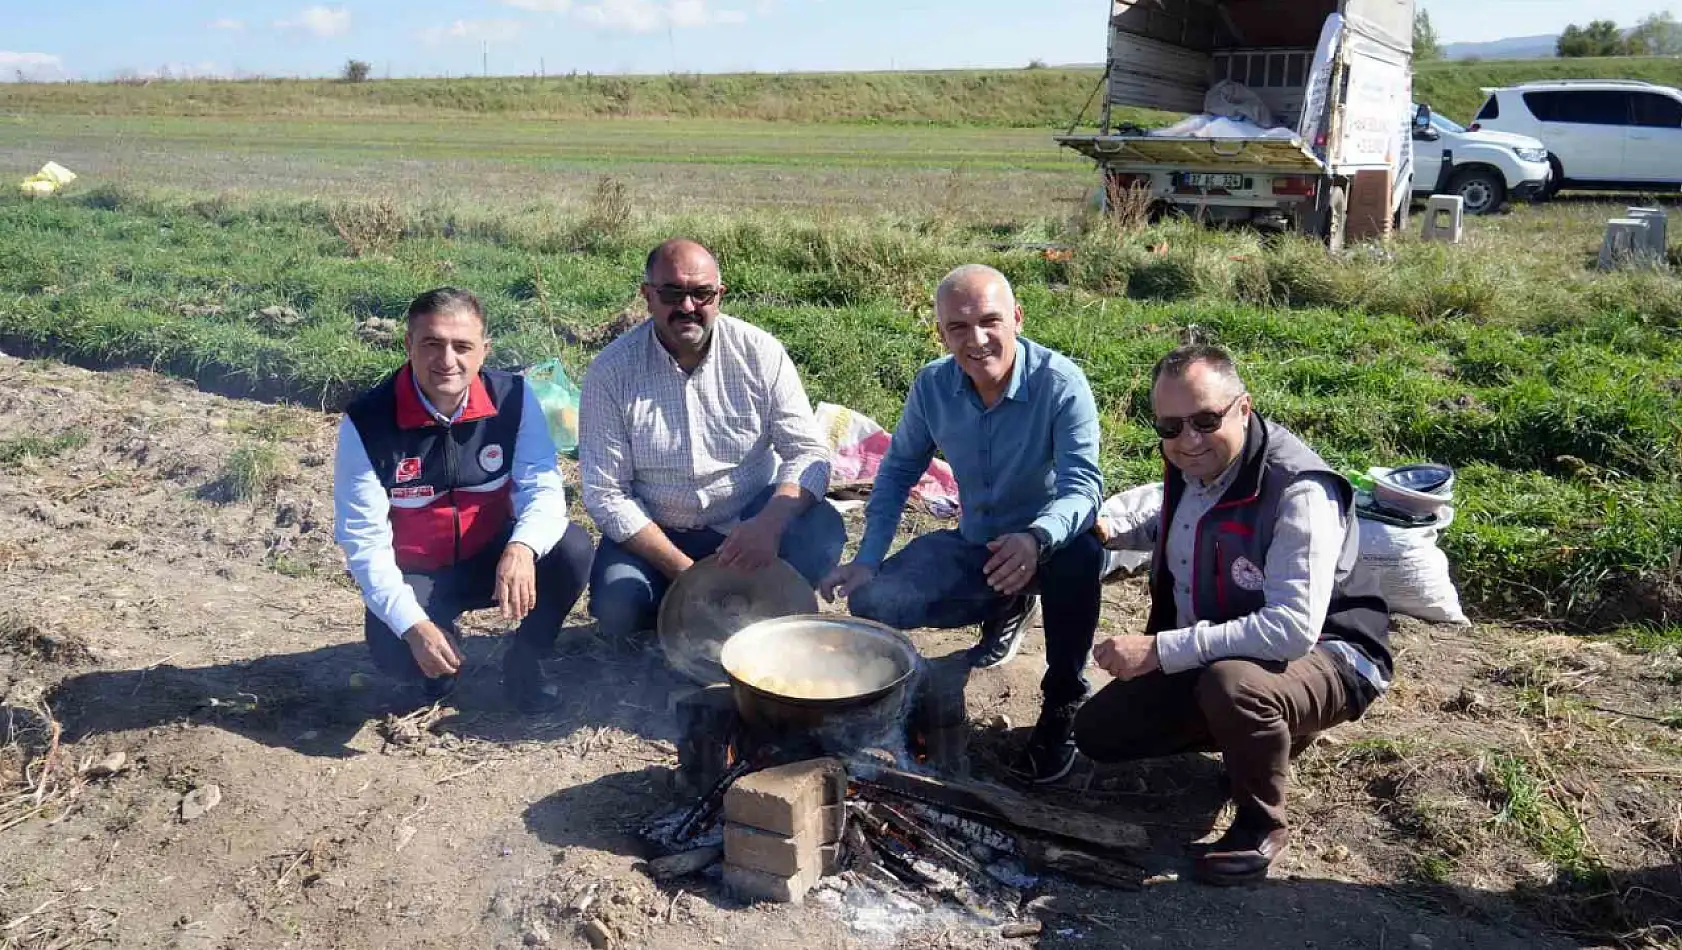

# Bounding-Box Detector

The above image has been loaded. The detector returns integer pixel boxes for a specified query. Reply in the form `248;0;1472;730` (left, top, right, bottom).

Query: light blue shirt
333;372;570;638
856;337;1103;566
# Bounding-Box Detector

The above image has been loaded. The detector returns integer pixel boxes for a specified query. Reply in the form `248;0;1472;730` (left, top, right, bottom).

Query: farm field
1;69;1681;949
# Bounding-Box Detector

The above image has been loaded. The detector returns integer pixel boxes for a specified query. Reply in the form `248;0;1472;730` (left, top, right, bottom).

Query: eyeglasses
1152;393;1246;440
650;284;721;307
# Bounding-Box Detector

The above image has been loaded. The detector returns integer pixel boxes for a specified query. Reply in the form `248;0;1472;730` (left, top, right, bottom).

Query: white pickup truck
1057;0;1416;249
1411;103;1552;215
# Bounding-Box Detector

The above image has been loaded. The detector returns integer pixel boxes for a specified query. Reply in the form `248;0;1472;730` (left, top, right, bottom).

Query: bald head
644;238;718;284
933;263;1023;401
935;263;1016;320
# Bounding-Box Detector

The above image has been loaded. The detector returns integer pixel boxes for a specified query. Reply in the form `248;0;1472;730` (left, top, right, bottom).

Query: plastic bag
1097;482;1163;579
813;402;961;518
18;161;76;197
1355;507;1470;625
524;358;580;457
1204;80;1276;128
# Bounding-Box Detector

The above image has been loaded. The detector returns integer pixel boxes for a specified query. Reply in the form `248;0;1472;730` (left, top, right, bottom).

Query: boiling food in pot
736;638;902;700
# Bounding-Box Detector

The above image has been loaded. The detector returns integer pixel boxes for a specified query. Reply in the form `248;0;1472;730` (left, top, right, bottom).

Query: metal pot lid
656;555;818;685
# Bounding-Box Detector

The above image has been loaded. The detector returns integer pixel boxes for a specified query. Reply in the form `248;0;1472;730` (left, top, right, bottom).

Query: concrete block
724;758;846;837
725;821;819;878
1627;207;1669;257
723;861;819;905
1420;195;1464;244
1600;218;1652;270
819;843;843;876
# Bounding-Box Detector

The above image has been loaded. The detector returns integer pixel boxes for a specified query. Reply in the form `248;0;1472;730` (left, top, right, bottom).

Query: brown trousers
1071;650;1352;832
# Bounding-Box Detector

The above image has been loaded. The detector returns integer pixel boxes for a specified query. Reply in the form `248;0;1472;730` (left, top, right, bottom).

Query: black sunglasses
1153;393;1246;440
651;284;721;306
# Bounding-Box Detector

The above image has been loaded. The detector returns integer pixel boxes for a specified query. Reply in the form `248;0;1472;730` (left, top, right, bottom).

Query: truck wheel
1324;184;1347;254
1450;167;1505;216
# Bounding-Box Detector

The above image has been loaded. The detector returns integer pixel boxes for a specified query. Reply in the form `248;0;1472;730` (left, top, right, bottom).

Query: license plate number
1180;173;1245;189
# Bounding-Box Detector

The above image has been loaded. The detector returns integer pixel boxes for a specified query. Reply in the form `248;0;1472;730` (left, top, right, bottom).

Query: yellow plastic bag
18;161;76;196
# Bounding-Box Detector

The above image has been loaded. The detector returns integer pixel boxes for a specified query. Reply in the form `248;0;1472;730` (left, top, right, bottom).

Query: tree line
1412;10;1680;62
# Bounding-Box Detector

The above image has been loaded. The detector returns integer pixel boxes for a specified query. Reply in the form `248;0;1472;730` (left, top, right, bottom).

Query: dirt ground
3;353;1681;950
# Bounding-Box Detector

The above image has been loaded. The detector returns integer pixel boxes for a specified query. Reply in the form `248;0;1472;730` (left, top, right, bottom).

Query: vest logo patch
395;457;423;483
392;485;435;500
1231;556;1266;591
478;444;505;472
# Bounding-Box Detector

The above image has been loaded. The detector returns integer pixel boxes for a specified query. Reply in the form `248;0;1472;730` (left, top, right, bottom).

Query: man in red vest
333;288;593;712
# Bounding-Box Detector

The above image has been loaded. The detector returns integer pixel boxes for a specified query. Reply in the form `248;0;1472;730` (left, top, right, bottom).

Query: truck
1056;0;1417;250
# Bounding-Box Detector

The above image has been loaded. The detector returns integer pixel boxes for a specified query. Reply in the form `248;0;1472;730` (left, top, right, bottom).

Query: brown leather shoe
1192;825;1290;886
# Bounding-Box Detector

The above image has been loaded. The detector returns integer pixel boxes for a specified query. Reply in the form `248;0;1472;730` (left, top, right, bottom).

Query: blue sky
1;0;1676;81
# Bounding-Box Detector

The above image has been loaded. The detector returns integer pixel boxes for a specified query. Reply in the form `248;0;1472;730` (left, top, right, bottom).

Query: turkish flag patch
395;457;423;483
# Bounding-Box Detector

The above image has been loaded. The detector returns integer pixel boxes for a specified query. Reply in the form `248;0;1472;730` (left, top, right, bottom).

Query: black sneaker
503;644;563;714
1011;700;1080;785
967;595;1040;670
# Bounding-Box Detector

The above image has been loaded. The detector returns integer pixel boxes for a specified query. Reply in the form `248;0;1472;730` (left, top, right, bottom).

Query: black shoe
1010;700;1080;785
967;595;1040;670
1192;824;1291;886
503;644;563;714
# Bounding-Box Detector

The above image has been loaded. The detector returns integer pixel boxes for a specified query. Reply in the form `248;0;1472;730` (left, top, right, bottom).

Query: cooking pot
718;614;922;740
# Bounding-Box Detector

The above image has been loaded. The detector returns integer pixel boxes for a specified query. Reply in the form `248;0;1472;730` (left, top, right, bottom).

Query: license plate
1180;173;1245;189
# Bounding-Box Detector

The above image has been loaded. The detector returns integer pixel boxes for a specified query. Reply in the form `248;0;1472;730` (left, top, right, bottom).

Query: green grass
214;444;288;503
0;184;1678;626
1482;752;1601;878
0;429;90;469
3;57;1679;127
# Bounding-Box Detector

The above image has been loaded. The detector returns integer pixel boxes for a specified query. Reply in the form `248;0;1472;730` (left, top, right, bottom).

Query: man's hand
984;532;1040;596
403;620;463;679
716;512;785;572
820;562;877;603
1092;635;1161;681
494;542;538;622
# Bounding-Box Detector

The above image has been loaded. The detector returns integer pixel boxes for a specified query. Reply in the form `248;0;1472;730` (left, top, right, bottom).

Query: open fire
644;678;1148;928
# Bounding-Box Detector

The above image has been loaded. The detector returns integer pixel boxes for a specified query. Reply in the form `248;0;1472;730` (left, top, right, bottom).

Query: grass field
1;55;1679;632
1;179;1678;630
4;56;1681;127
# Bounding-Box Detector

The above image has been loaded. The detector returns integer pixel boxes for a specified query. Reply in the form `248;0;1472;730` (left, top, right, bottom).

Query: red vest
346;365;523;572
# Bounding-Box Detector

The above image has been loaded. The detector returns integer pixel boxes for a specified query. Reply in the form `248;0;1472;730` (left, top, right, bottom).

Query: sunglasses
651;284;721;307
1152;393;1246;440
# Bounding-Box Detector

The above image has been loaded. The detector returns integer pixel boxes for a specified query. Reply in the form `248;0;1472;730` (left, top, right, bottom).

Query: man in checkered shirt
578;239;845;641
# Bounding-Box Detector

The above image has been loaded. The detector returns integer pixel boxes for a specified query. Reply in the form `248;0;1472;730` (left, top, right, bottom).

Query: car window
1524;90;1630;126
1476;96;1500;121
1631;92;1682;128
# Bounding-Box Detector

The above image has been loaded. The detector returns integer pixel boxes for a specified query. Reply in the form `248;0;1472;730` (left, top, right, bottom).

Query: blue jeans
588;487;847;639
848;528;1103;707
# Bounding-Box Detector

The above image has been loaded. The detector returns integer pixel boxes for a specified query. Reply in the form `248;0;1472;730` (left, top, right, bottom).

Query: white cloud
502;0;572;10
0;51;65;81
419;18;524;46
209;17;245;31
275;6;351;38
573;0;745;32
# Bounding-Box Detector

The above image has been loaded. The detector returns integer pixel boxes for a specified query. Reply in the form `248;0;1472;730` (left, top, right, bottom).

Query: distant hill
1442;35;1559;61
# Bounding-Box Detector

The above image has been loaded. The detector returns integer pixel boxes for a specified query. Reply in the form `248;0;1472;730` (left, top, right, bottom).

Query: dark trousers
848;529;1104;708
1072;649;1352;832
364;522;594;688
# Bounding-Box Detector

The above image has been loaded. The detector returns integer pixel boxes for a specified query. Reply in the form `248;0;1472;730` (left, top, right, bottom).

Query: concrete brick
818;803;846;843
725;821;818;878
724;758;846;837
723;861;819;904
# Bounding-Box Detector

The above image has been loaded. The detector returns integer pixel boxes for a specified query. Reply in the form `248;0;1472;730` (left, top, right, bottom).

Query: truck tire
1449;167;1506;216
1324;184;1347;254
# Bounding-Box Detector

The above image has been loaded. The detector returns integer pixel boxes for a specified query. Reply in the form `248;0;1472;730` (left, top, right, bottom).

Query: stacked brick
721;758;847;904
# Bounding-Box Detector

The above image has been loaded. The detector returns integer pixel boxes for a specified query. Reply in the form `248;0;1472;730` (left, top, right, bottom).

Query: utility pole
540;57;546;78
483;41;489;77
